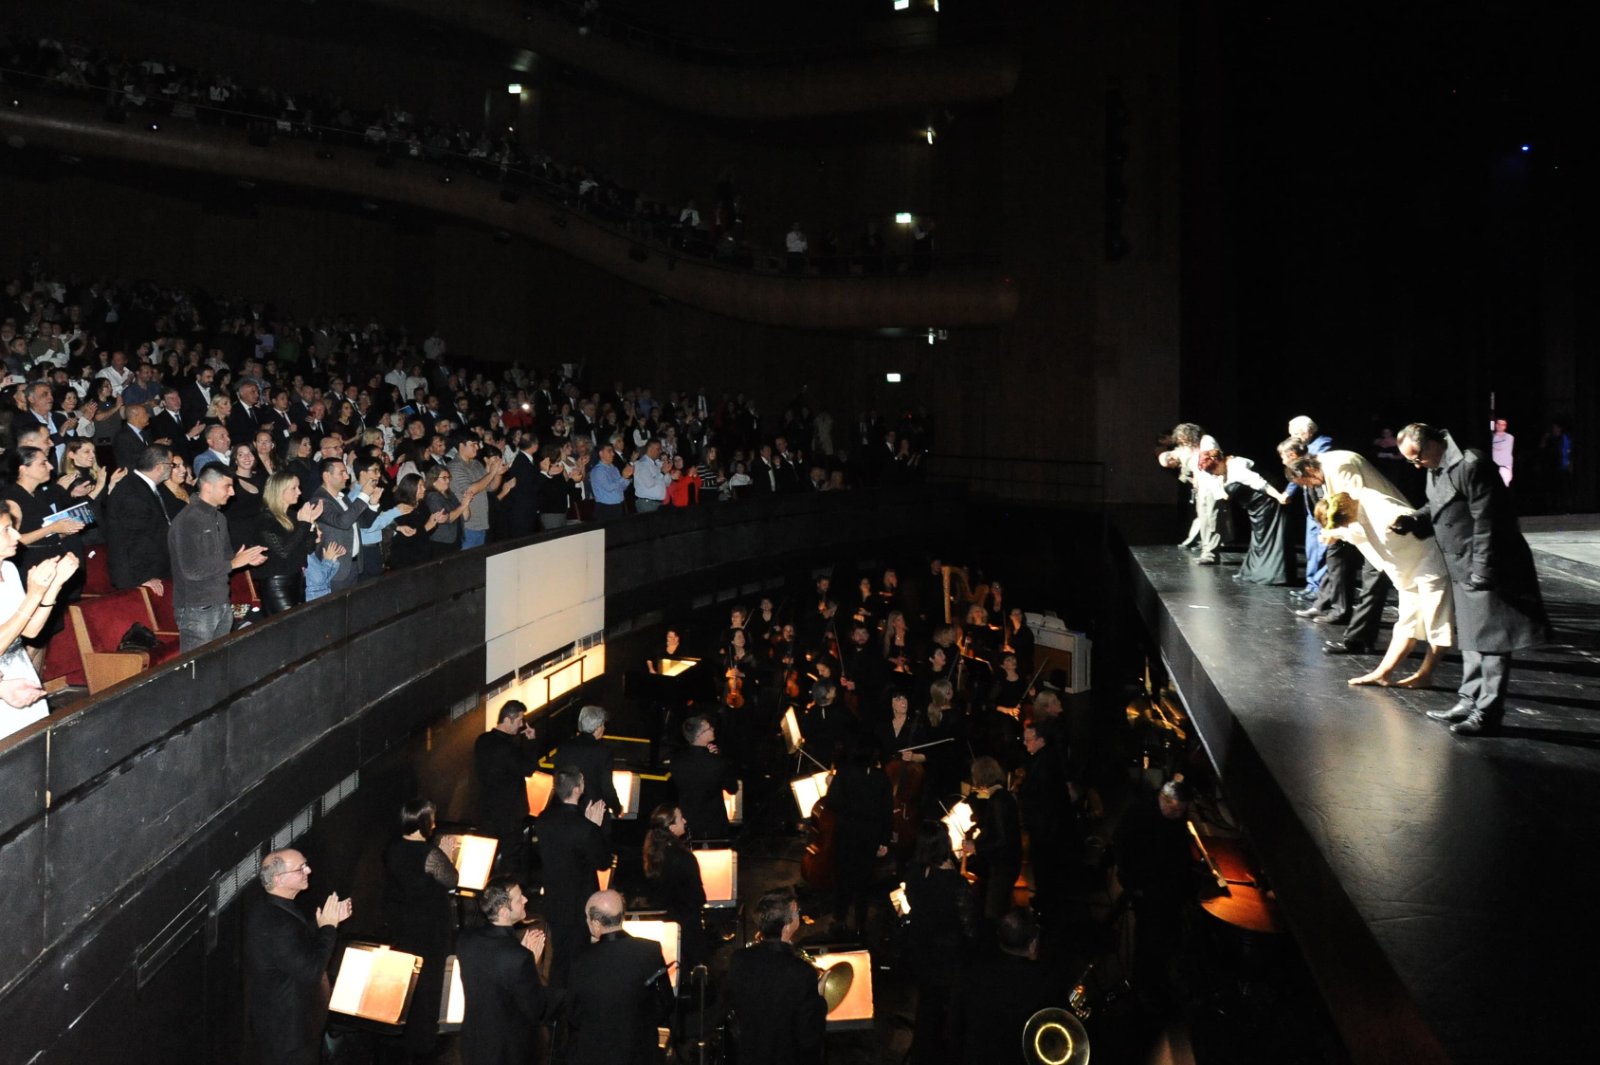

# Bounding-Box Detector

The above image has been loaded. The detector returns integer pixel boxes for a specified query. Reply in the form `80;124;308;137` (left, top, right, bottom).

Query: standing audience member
167;466;266;652
106;446;174;592
446;432;503;550
310;458;374;593
243;849;353;1065
249;471;323;615
455;877;550;1065
0;513;78;740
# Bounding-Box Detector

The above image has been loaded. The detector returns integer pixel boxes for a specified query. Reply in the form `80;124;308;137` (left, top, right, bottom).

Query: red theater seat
67;588;181;695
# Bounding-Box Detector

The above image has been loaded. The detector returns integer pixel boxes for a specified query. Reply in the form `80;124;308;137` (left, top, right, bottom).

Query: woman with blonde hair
1314;491;1452;688
247;470;324;614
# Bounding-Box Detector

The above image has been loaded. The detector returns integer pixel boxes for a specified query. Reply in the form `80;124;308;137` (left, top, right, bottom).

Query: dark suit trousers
1459;649;1511;718
1343;558;1394;646
1315;541;1358;617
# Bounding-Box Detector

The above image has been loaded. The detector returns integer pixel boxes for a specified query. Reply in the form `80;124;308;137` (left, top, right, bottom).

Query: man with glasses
243;849;353;1065
1392;423;1548;735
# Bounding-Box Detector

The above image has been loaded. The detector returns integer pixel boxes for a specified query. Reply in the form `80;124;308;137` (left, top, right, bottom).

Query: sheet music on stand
329;943;423;1029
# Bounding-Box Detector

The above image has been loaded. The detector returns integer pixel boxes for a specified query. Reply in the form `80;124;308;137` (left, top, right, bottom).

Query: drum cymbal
817;961;855;1013
1022;1007;1090;1065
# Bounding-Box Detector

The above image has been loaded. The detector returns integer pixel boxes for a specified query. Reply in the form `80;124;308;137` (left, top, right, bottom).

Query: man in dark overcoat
1394;423;1547;735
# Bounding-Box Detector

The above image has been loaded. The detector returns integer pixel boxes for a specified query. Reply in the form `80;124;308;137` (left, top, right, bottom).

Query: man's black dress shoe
1426;702;1474;723
1293;606;1324;619
1322;639;1374;655
1313;613;1351;625
1450;711;1500;736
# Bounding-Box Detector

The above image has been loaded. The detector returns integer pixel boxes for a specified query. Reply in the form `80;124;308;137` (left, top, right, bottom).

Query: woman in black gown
381;798;459;1060
641;803;708;973
1197;448;1293;585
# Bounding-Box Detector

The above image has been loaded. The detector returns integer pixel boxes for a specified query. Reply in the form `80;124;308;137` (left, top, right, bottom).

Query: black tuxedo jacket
550;733;620;817
149;409;198;458
242;893;337;1064
106;472;172;587
718;941;826;1065
672;745;739;842
566;931;671;1065
473;729;541;838
112;424;150;472
180;381;213;426
227;404;263;446
533;802;611;933
455;923;551;1065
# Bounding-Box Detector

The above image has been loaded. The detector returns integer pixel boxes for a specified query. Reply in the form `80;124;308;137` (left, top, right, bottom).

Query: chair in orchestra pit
67;588;182;695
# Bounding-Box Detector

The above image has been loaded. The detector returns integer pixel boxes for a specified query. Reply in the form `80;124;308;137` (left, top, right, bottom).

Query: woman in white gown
1314;490;1453;687
0;502;80;741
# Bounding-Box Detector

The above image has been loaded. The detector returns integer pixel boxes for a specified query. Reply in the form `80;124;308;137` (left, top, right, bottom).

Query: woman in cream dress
1314;490;1453;687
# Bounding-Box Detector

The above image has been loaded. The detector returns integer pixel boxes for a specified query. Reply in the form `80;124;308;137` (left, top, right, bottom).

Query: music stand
691;845;738;908
623;912;682;990
451;834;499;893
438;955;466;1033
942;798;976;856
789;769;831;820
328;942;423;1032
613;769;642;819
780;707;802;754
807;945;874;1031
723;782;744;826
525;771;555;817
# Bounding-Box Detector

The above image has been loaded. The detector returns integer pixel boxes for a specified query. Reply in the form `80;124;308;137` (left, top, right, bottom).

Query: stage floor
1129;544;1600;1065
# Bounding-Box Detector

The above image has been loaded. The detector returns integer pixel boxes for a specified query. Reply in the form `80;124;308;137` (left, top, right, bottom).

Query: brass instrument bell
1021;1007;1090;1065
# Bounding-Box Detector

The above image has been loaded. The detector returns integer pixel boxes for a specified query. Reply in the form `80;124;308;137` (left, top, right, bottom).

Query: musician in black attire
535;766;612;987
800;679;848;765
904;823;977;1065
717;887;827;1065
552;705;622;821
380;799;459;1060
961;756;1022;923
673;714;740;842
826;734;894;937
948;909;1065;1065
1016;718;1074;921
1113;778;1198;1009
872;689;927;764
565;889;674;1065
839;620;887;720
641;804;708;972
473;701;540;879
242;849;352;1065
455;877;552;1065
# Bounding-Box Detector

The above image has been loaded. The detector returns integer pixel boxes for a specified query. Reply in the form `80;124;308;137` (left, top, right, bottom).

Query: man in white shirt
193;425;232;476
1490;418;1514;487
631;440;670;513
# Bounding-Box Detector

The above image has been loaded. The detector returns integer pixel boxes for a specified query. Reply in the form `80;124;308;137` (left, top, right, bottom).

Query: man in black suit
106;446;175;591
21;382;64;445
112;402;153;471
455;877;552;1065
535;767;611;986
262;387;297;445
1397;423;1549;736
551;705;621;822
948;909;1066;1065
227;381;264;445
673;715;739;842
1016;718;1075;920
474;701;540;878
150;387;205;459
242;848;353;1065
565;889;673;1065
180;365;216;426
717;887;826;1065
502;435;541;538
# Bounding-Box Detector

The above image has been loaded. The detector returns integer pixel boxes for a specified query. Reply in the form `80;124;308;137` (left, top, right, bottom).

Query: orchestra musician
904;822;977;1065
1015;717;1074;920
564;890;674;1065
454;877;552;1065
839;620;887;719
825;735;894;938
873;689;928;765
881;610;914;676
1112;778;1199;1009
948;909;1065;1065
672;715;740;843
551;705;623;824
641;804;708;972
534;767;612;986
961;756;1023;922
800;679;848;764
717;887;827;1065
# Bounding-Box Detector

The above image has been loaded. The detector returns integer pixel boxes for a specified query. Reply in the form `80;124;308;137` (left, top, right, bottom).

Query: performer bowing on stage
1394;423;1548;736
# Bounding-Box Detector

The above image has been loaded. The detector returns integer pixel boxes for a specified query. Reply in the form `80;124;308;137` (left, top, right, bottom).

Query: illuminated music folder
613;769;641;819
810;947;874;1030
780;707;803;754
724;781;744;825
790;770;831;820
451;834;498;893
691;845;738;908
525;771;555;817
438;955;465;1032
623;912;682;990
329;943;423;1027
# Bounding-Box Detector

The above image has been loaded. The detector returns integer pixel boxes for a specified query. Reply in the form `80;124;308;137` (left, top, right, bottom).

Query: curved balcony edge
371;0;1018;119
0;96;1019;330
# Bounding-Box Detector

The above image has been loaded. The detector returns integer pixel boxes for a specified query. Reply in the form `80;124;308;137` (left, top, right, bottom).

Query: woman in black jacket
249;471;321;614
642;803;708;971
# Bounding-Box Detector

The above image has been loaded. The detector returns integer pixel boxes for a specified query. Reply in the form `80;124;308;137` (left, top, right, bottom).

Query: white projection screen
484;530;606;684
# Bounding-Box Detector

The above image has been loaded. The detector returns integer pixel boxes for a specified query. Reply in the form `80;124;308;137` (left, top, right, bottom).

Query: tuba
1021;1007;1091;1065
